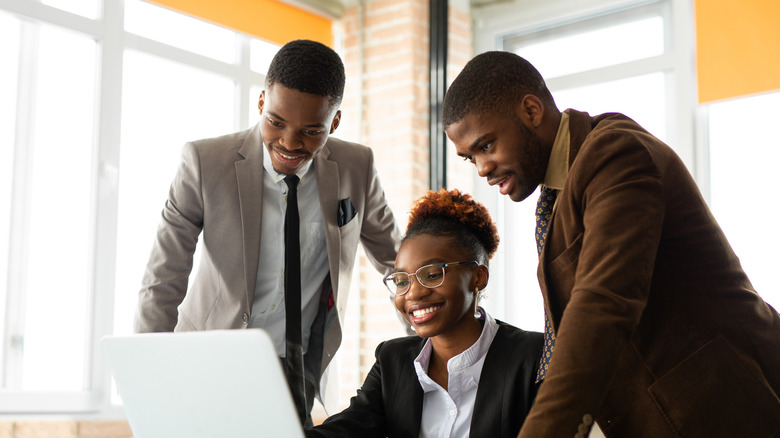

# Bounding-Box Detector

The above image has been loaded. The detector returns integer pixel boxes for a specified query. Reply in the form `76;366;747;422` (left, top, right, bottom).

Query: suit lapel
538;109;595;327
393;341;425;437
235;124;264;308
314;143;341;294
471;326;508;437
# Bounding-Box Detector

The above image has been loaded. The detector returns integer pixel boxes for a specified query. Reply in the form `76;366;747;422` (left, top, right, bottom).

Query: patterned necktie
535;185;558;382
283;175;307;423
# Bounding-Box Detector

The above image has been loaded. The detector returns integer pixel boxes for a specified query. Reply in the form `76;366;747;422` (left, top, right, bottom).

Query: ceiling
287;0;516;19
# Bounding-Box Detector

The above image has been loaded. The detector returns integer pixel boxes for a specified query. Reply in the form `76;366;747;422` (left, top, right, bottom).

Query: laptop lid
101;329;304;438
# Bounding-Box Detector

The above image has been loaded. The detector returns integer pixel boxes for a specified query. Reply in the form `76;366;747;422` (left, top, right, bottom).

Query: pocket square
338;197;357;227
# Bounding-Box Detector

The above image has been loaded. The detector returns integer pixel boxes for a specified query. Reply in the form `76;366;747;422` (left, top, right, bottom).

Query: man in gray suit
135;40;401;425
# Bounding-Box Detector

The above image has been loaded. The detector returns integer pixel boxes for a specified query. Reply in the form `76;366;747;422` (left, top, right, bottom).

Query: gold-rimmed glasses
382;261;479;296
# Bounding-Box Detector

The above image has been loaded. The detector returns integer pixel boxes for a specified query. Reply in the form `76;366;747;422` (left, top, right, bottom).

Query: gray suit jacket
135;123;401;381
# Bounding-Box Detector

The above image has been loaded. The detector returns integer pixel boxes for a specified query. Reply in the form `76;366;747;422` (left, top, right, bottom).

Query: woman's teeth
412;305;441;318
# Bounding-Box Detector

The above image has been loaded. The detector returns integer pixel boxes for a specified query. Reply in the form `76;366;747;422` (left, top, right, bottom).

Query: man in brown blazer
442;51;780;437
135;40;401;424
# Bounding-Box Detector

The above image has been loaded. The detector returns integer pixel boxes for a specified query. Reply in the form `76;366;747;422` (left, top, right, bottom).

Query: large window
471;0;778;329
0;0;277;413
16;23;97;393
470;0;697;330
708;91;780;308
113;50;236;336
0;11;21;392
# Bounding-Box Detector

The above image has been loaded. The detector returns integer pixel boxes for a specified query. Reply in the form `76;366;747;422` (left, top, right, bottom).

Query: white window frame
0;0;267;415
468;0;700;326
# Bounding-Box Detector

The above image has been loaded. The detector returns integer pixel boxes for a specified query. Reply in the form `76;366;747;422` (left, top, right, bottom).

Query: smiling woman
391;235;483;355
307;189;544;438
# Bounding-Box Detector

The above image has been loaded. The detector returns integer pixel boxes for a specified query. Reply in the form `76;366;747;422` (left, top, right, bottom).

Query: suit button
582;414;594;426
242;313;248;323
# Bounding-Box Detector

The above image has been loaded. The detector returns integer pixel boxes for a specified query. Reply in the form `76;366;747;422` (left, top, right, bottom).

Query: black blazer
306;321;544;438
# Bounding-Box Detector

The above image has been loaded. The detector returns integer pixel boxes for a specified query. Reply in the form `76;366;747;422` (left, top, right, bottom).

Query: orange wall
695;0;780;103
148;0;333;47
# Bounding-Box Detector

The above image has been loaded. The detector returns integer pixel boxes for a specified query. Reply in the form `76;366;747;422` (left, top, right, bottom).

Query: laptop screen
102;329;304;438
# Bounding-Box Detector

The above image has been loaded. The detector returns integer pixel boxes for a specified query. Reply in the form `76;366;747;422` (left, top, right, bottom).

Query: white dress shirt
248;149;329;357
414;309;499;438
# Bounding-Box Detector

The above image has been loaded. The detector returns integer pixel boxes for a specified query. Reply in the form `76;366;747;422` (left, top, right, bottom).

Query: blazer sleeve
357;148;401;277
306;342;390;438
519;123;666;436
135;141;205;333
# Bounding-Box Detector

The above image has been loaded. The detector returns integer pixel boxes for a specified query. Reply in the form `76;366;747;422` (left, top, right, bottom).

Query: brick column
334;0;473;410
446;2;475;192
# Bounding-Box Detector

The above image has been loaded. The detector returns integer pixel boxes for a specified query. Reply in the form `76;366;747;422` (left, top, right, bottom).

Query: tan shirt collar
542;110;570;191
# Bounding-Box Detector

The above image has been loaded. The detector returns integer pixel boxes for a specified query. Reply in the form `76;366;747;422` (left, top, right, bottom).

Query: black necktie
535;185;558;382
283;175;306;423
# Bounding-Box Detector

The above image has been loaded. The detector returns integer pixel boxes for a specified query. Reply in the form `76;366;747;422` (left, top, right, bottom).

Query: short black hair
265;39;346;108
442;51;556;129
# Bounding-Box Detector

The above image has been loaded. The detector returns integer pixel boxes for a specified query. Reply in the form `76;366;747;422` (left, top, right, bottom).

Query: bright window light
511;16;664;78
0;0;266;411
249;84;263;126
113;50;236;336
21;24;97;391
124;0;237;64
708;91;780;309
42;0;100;19
250;38;279;74
0;11;21;378
497;187;545;331
553;72;667;143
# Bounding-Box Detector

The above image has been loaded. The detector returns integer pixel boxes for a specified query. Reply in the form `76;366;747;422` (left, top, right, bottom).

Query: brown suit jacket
519;110;780;437
135;123;401;383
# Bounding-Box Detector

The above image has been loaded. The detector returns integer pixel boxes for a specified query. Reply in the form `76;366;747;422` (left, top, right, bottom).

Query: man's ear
515;94;545;129
329;110;342;134
258;90;266;114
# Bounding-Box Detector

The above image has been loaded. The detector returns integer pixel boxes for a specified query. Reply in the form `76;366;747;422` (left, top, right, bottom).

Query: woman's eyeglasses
383;261;479;296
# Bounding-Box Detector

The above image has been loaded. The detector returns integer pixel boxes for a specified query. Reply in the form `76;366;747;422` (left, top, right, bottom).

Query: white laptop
101;329;304;438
